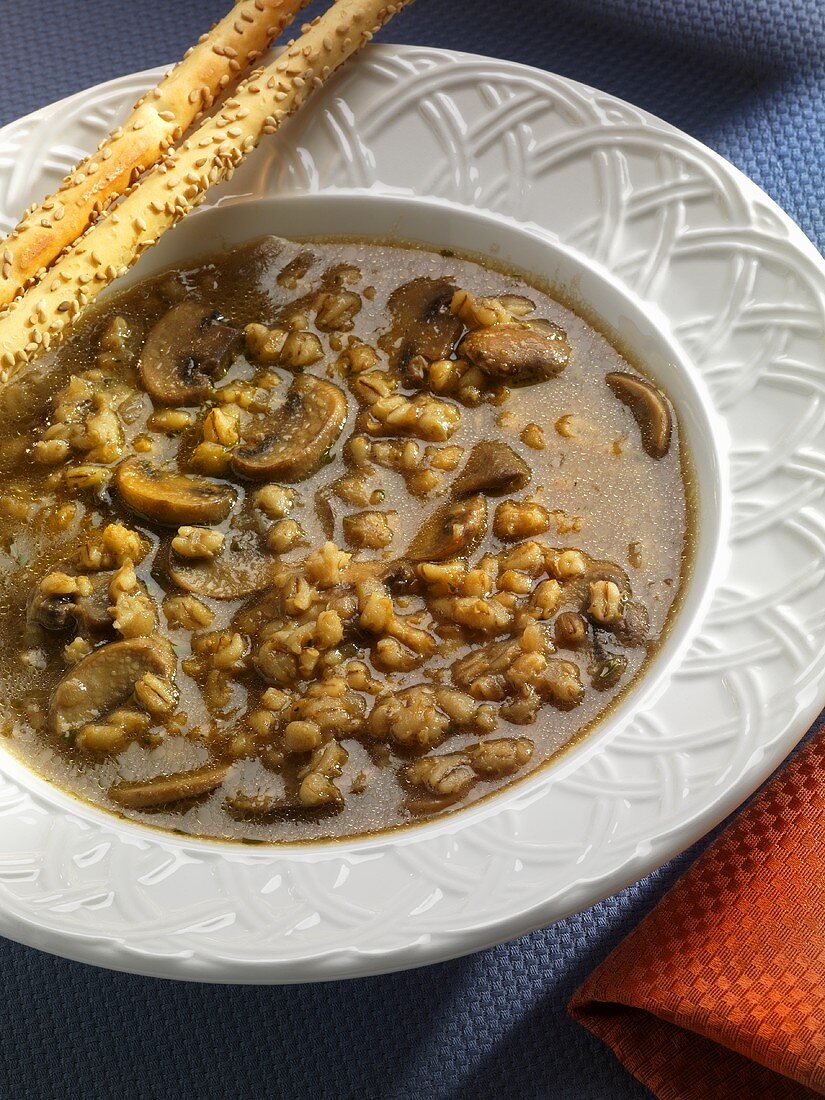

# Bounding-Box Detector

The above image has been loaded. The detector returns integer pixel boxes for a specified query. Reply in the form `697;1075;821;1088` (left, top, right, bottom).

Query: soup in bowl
0;196;711;844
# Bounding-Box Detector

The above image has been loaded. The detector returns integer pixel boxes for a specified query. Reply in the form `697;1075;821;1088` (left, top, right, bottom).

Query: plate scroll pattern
0;47;822;981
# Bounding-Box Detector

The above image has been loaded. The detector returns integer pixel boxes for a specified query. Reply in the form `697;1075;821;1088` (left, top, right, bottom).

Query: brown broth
0;236;690;842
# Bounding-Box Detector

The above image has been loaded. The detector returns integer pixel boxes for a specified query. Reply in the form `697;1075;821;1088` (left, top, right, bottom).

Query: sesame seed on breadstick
0;0;311;309
0;0;414;379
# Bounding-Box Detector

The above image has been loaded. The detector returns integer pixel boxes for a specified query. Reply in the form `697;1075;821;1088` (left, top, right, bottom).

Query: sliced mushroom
451;441;530;498
406;790;470;815
564;558;632;618
109;763;230;809
590;653;628;691
225;790;287;819
76;575;119;633
380;558;419;593
584;559;632;594
28;587;77;633
138;302;241;405
460;321;570;384
406;494;487;562
29;569;123;635
606;371;672;458
554;610;589;649
48;636;175;736
314;486;336;539
116;456;236;526
614;598;649;647
379;277;463;373
231;374;347;482
166;531;275;599
498;294;535;317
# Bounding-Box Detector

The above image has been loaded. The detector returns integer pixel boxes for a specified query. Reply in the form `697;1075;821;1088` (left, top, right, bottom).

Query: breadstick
0;0;310;309
0;0;413;379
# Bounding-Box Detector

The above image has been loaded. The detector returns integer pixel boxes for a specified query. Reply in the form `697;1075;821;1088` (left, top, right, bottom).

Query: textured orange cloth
569;729;825;1099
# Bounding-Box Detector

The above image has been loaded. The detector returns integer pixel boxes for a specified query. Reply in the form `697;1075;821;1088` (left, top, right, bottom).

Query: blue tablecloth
0;2;822;1097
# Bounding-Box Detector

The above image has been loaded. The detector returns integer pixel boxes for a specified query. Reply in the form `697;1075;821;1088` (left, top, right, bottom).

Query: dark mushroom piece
405;788;473;816
166;532;276;599
606;371;672;458
568;559;632;603
554;611;589;649
231;374;348;483
225;792;281;818
28;587;85;633
224;788;294;819
138;301;241;405
613;599;650;647
231;586;287;637
498;294;536;317
74;575;119;633
460;321;571;384
109;763;230;809
378;277;463;376
328;557;413;594
380;558;419;594
116;456;236;526
48;636;176;737
451;441;530;498
314;486;336;539
590;653;628;691
406;494;487;562
566;559;632;621
586;560;631;591
28;569;137;635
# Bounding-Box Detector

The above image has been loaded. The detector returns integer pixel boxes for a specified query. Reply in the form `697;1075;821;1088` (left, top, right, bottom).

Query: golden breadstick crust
0;0;413;380
0;0;310;309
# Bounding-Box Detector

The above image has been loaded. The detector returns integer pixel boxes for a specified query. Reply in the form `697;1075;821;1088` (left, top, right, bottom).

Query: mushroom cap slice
314;485;336;540
231;374;348;483
138;301;241;405
606;371;672;458
566;558;633;611
379;277;463;373
614;598;650;647
406;494;488;562
460;321;571;384
28;568;127;635
166;532;275;599
585;559;631;593
109;763;230;809
28;587;77;632
451;441;531;498
116;457;236;526
74;574;119;633
48;636;175;736
225;789;287;819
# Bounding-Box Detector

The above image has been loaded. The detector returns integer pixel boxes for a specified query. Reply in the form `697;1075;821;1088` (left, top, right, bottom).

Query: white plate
0;46;823;983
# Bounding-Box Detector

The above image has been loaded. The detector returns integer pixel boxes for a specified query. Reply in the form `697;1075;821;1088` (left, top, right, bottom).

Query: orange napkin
569;727;825;1099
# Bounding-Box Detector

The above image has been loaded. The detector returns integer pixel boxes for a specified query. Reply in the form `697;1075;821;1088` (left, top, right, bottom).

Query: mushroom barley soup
0;237;690;842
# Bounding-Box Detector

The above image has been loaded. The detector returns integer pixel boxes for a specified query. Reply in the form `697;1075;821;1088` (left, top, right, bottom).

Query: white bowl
0;46;822;982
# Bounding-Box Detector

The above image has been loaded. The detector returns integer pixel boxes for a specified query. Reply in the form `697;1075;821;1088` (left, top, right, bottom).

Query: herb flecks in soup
0;237;688;842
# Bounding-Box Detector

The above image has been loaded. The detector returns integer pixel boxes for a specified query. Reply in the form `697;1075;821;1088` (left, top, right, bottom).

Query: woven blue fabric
0;3;822;1098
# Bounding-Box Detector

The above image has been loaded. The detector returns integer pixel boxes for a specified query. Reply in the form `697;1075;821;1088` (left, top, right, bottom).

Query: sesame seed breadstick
0;0;414;379
0;0;310;309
